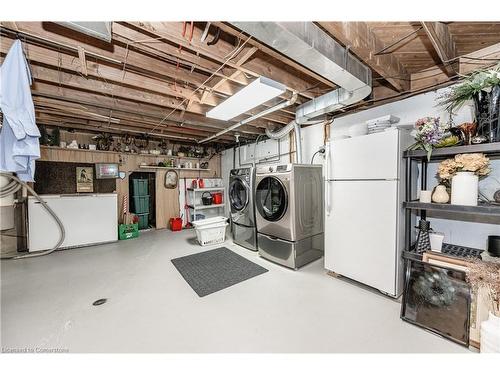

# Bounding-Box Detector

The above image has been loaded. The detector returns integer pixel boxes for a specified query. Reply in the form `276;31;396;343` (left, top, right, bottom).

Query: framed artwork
401;259;471;347
164;169;178;189
76;167;94;193
421;252;492;349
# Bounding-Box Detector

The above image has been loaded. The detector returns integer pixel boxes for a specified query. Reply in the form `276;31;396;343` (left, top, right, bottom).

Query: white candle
419;190;432;203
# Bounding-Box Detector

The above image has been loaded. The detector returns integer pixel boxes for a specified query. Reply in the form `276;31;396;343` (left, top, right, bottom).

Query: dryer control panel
256;164;292;174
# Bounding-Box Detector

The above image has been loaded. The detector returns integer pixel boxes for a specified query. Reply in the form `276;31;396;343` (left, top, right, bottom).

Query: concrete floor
1;229;469;353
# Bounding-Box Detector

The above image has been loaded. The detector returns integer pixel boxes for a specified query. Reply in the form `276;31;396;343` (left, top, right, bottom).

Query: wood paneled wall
39;146;221;229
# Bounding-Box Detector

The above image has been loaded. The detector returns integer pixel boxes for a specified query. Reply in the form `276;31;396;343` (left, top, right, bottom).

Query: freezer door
330;130;400;180
324;180;399;296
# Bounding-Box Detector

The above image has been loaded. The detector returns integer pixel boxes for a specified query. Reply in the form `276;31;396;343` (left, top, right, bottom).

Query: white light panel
206;77;286;121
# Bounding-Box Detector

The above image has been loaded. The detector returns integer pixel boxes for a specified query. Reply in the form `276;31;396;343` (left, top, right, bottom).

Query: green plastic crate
118;223;139;240
131;179;149;196
136;213;149;230
132;195;150;214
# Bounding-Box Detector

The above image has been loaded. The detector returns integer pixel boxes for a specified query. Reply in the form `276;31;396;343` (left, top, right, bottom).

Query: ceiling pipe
198;92;298;144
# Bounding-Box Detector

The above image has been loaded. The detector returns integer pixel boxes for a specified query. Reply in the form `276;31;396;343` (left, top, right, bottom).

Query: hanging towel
0;40;40;182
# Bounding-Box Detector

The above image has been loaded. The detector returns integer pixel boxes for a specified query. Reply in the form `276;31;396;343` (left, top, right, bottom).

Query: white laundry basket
191;216;228;246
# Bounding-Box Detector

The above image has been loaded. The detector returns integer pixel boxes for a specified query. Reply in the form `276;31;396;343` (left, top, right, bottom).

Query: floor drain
92;298;107;306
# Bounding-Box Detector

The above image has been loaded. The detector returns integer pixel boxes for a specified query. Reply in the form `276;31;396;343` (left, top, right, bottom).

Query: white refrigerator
324;129;413;297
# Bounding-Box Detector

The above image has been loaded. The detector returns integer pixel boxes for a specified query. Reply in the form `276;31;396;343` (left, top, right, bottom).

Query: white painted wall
221;86;500;250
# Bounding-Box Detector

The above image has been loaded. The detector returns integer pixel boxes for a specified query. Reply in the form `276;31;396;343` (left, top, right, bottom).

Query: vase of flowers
466;258;500;353
437;153;491;206
408;117;449;161
439;65;500;143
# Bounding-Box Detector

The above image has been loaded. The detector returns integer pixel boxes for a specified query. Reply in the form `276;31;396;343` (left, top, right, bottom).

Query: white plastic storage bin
191;216;228;246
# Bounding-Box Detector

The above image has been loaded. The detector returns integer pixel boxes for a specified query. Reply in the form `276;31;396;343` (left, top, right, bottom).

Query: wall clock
164;169;178;189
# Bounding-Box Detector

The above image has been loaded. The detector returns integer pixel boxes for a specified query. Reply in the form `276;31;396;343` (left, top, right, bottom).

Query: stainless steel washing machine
229;167;257;250
255;164;324;269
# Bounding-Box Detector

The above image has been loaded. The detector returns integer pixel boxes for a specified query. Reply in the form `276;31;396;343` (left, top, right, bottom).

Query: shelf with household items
403;141;500;257
186;187;225;192
403;139;500;240
185;186;225;223
403;141;500;160
138;165;211;171
187;203;225;210
404;200;500;217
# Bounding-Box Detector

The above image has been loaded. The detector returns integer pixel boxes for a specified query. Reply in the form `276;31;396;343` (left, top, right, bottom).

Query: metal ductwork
230;22;372;124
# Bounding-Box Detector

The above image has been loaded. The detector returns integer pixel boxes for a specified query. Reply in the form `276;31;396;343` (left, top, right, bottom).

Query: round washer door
255;176;288;222
229;178;249;211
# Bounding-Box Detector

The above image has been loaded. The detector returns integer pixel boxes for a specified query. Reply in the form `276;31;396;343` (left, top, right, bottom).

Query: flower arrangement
439;65;500;113
408;117;449;160
466;258;500;316
437;153;491;181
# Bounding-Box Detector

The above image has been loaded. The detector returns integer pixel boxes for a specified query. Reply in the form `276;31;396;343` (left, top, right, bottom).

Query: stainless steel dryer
229;167;257;250
255;164;324;269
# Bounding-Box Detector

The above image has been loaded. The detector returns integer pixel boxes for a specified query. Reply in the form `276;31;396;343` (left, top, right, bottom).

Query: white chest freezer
28;194;118;252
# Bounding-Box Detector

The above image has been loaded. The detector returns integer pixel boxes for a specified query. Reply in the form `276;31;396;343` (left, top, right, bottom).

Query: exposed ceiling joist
410;41;500;91
421;22;457;76
200;46;258;104
318;21;411;92
127;22;321;99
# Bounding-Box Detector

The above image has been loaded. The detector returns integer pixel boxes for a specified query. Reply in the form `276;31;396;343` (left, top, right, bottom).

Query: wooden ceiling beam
36;115;234;144
111;23;252;90
200;46;258;104
318;22;411;92
0;22;248;93
127;22;321;99
33;95;262;138
0;36;218;106
410;42;500;91
35;111;237;142
1;35;292;126
30;82;263;136
0;50;283;132
421;22;457;76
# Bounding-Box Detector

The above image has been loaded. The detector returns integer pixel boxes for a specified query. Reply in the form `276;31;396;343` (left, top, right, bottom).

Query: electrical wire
0;173;65;260
148;36;253;135
311;150;321;164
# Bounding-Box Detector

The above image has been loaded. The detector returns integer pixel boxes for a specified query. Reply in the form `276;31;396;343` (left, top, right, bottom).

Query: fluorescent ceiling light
206;77;286;121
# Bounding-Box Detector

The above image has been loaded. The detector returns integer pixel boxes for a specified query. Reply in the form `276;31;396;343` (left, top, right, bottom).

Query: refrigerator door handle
325;141;331;216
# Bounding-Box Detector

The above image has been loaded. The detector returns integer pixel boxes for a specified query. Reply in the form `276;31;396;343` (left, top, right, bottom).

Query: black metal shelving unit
403;141;500;258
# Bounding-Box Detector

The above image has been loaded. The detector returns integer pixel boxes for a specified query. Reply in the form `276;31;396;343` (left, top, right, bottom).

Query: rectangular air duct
230;22;372;123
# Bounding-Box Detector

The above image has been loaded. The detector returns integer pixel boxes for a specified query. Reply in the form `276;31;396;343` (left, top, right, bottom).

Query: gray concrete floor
1;229;469;353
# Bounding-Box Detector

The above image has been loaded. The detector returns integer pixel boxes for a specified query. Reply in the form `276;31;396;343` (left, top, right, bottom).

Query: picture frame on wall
76;167;94;193
164;169;178;189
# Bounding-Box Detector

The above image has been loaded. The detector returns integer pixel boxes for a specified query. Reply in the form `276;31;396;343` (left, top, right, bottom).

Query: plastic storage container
136;213;149;230
212;192;223;204
169;217;183;231
131;179;149;196
191;216;228;246
118;223;139;240
132;195;150;214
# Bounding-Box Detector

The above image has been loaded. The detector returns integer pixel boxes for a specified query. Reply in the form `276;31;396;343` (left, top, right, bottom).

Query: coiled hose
0;172;65;260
